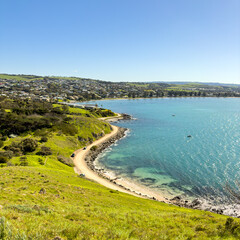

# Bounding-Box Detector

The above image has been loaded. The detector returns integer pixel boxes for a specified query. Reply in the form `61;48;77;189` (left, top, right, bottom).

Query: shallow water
79;98;240;204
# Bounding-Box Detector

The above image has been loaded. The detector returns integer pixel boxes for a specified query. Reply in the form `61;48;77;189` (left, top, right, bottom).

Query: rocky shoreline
83;127;161;200
84;127;128;175
171;195;240;218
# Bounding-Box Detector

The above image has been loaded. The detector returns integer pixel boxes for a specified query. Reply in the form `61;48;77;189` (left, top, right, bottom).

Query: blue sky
0;0;239;83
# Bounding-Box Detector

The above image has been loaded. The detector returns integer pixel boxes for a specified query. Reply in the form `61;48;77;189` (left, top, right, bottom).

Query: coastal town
0;74;240;102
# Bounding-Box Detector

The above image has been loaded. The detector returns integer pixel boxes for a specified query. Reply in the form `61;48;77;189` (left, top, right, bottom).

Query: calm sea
79;98;240;204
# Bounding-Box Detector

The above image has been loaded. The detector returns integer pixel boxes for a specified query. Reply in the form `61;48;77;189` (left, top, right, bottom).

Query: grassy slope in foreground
1;166;240;240
0;104;240;239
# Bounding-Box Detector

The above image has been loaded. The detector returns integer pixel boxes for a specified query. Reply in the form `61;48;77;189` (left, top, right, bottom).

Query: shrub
0;140;3;148
34;128;49;137
38;158;44;165
6;161;14;167
19;156;28;166
1;136;7;141
57;155;74;167
0;151;13;159
3;143;21;156
0;156;8;163
78;136;87;142
39;136;48;143
36;146;52;156
20;138;38;153
57;123;77;136
90;145;98;151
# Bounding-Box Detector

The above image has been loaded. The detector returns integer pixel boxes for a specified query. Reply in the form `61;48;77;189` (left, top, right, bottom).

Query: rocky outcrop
170;195;240;217
121;113;132;120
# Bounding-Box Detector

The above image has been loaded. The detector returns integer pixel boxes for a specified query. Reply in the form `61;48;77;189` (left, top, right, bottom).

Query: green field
1;164;240;239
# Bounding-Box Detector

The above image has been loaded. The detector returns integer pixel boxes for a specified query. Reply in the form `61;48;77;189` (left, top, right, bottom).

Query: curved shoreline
72;122;240;217
73;125;168;202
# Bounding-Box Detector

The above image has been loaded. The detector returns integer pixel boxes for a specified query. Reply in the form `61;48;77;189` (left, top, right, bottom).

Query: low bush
19;156;28;166
39;136;48;143
0;156;8;163
20;138;38;153
57;155;74;167
1;136;7;141
3;142;21;156
37;146;52;156
38;158;44;165
60;123;77;136
6;161;14;166
0;151;13;159
90;145;98;151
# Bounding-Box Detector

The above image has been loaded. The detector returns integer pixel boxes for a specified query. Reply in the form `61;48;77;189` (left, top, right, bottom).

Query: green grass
53;104;117;118
0;166;239;239
0;74;95;82
53;104;90;115
0;74;44;82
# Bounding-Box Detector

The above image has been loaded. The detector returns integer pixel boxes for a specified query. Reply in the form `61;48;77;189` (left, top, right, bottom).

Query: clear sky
0;0;239;83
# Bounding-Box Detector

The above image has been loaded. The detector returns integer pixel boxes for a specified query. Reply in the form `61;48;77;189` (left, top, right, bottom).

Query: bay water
79;98;240;206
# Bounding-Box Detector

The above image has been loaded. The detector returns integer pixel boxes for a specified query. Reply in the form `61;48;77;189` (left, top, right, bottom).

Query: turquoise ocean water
79;98;240;204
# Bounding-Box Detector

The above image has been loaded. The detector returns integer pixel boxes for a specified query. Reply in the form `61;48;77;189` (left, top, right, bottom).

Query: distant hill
153;81;240;88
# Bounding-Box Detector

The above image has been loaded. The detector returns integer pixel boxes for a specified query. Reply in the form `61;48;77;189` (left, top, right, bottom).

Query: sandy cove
73;124;168;202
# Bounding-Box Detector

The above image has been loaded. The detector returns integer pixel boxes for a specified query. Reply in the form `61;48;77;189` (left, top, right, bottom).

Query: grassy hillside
1;166;240;239
0;74;93;82
0;99;240;239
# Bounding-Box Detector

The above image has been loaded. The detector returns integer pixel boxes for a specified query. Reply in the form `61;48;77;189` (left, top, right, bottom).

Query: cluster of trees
0;99;77;136
0;137;53;164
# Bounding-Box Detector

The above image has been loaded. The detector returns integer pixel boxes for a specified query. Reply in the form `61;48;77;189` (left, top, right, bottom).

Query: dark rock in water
171;196;182;201
190;199;201;207
121;113;132;120
216;209;223;214
187;135;192;138
140;178;156;184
